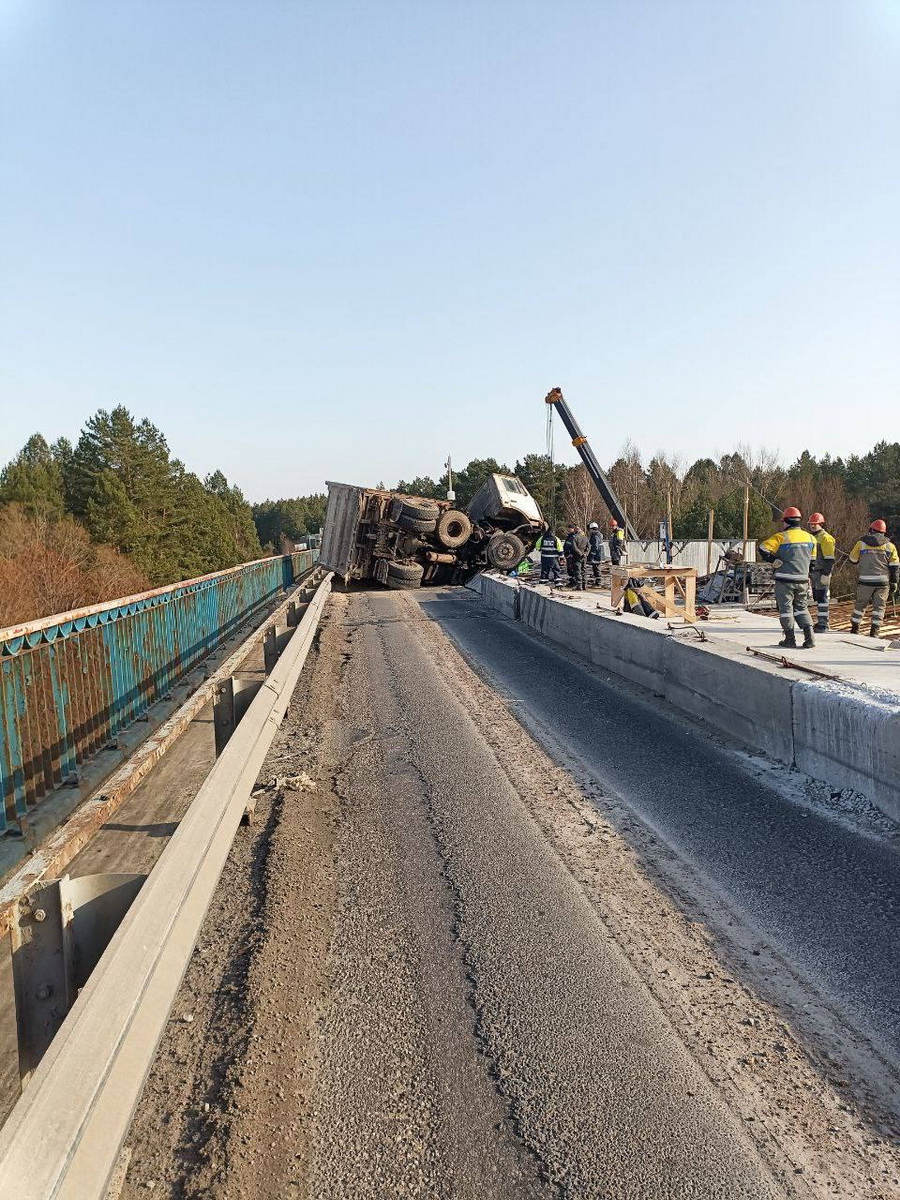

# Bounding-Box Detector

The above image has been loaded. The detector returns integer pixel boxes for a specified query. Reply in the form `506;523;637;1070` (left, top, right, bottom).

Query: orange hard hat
870;519;887;533
609;519;618;528
809;512;824;526
782;506;802;520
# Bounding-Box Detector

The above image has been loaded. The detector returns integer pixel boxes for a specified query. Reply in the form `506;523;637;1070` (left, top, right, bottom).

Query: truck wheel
486;532;525;570
436;509;472;549
398;514;437;534
398;499;440;523
386;561;424;589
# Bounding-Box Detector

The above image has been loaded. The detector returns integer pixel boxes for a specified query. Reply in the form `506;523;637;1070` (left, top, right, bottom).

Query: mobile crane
544;387;639;541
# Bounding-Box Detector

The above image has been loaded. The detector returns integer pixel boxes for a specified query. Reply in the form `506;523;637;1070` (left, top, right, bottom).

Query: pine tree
205;471;263;562
0;434;67;518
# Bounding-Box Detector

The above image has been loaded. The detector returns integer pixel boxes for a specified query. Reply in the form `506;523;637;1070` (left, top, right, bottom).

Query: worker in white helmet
587;521;605;586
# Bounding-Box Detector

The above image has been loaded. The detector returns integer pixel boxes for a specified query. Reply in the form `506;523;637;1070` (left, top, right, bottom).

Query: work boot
850;620;860;635
870;626;881;638
814;621;827;633
801;627;816;649
778;629;797;648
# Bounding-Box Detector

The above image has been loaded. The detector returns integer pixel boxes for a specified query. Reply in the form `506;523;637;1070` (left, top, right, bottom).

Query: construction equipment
544;387;639;540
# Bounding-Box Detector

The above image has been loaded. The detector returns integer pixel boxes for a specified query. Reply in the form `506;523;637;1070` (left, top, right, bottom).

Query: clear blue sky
2;1;898;500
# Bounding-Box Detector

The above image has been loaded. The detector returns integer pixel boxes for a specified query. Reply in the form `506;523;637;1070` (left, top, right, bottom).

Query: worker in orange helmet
608;519;626;566
804;512;836;632
848;519;900;636
758;507;817;648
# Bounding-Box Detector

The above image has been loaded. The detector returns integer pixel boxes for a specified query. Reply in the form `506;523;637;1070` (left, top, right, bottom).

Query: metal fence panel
0;552;317;832
625;539;757;570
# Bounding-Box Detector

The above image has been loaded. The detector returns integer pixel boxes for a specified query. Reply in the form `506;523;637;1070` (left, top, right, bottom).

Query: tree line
0;407;263;625
251;495;328;550
3;403;897;626
395;441;897;532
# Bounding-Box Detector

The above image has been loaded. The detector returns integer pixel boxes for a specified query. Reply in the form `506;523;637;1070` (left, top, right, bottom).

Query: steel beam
11;874;144;1083
212;677;264;757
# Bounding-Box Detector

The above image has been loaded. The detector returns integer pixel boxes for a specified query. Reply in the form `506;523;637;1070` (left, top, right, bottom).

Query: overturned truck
319;475;544;588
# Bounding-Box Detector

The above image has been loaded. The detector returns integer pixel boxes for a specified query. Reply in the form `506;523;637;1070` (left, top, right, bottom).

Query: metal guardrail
0;570;333;1199
0;552;317;832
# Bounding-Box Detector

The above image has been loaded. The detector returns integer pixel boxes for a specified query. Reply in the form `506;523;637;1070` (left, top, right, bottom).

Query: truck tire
436;509;472;550
486;532;525;570
398;513;438;534
386;561;424;589
398;499;440;523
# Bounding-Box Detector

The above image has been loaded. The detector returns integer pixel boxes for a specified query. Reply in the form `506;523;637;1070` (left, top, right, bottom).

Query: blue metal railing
0;552;317;832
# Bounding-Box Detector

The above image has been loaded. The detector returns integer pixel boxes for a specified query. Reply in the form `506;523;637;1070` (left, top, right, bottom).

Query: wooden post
666;487;674;564
706;509;715;575
741;485;749;562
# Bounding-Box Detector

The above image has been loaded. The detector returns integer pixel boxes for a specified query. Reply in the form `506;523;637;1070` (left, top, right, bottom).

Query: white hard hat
589;522;599;529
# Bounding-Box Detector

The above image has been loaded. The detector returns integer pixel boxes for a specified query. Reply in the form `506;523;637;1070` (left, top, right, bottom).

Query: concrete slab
534;582;900;700
476;574;900;823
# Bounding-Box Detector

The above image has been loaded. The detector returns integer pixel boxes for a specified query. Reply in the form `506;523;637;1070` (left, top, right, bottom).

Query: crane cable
546;401;556;530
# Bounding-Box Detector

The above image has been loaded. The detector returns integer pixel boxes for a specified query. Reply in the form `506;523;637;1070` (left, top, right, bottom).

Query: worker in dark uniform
804;512;836;632
608;519;626;566
587;521;605;586
570;527;590;590
562;524;577;586
538;529;564;584
758;507;816;649
848;520;900;636
623;578;660;619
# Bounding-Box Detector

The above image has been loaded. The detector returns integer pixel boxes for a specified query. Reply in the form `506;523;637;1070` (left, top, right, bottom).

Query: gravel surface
120;586;900;1199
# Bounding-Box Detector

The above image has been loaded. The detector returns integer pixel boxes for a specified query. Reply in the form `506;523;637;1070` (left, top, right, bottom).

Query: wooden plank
684;574;697;621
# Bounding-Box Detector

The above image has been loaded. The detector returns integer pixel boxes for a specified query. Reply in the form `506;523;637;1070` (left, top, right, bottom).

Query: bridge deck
114;587;900;1199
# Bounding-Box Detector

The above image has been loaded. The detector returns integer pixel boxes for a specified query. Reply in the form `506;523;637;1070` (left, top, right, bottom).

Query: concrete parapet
664;638;795;765
472;574;900;823
792;683;900;824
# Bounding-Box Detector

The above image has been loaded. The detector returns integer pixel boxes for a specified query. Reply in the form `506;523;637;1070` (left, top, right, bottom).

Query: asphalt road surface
121;586;900;1200
419;586;900;1065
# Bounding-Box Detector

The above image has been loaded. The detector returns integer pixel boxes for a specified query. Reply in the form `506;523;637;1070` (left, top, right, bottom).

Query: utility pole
706;509;715;575
445;456;455;502
666;487;674;565
742;485;749;562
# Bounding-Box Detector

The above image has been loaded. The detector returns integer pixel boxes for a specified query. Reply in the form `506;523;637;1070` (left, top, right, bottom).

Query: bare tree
562;465;596;530
0;504;149;626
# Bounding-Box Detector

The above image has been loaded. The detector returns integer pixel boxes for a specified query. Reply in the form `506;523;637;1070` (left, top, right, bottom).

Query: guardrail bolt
36;984;52;1000
33;909;46;923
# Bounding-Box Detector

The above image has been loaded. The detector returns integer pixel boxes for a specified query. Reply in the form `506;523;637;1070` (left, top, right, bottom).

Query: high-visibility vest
759;527;816;582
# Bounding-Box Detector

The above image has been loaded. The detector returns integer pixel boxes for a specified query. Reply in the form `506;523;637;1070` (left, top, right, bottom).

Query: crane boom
544;387;639;541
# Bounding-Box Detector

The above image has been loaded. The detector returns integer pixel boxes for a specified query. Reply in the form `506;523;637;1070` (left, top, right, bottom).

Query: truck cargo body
319;476;544;590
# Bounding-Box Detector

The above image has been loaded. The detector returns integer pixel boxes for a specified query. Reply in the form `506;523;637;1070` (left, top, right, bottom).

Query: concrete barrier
792;683;900;824
664;638;795;765
473;574;900;823
589;612;669;695
476;573;518;618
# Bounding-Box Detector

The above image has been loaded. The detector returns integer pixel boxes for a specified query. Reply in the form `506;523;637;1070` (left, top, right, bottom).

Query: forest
0;407;262;624
2;405;898;625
